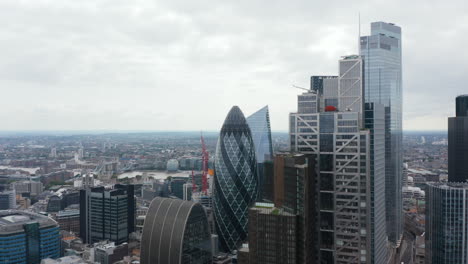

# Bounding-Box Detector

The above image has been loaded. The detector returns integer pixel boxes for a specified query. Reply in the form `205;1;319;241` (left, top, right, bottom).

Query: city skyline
1;0;467;131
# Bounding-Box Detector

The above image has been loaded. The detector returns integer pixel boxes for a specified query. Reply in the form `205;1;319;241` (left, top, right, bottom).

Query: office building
213;106;259;252
239;203;297;264
183;182;193;200
426;182;468;263
41;255;86;264
47;195;62;212
311;75;338;95
360;21;403;244
289;55;387;263
12;181;44;196
141;197;212;264
448;95;468;182
170;177;187;199
94;241;128;264
0;210;60;263
55;209;80;235
79;184;135;245
0;189;16;209
246;105;273;200
271;153;318;264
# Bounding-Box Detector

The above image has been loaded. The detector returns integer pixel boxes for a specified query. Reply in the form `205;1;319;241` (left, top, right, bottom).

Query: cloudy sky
1;0;467;131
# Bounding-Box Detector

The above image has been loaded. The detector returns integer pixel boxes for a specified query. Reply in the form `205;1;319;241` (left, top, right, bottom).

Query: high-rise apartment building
141;197;212;264
213;106;259;252
289;55;387;263
0;210;60;263
360;21;403;245
426;182;468;263
448;95;468;182
79;184;135;245
246;105;273;201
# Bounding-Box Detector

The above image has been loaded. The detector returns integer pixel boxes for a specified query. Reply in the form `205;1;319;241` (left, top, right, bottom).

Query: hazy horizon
1;0;466;131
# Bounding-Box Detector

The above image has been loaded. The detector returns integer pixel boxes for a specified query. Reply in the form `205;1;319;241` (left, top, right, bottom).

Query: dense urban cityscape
1;12;467;264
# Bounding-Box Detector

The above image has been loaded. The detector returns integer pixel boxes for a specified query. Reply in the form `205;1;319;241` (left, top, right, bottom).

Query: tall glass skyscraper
426;182;468;264
448;95;468;182
360;22;403;245
213;106;259;252
246;105;273;201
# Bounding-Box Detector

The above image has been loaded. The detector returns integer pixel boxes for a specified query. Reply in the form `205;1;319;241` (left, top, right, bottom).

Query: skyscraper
289;55;387;263
79;184;135;245
426;182;468;264
360;21;403;245
448;95;468;182
141;197;212;264
213;106;258;252
246;105;273;200
271;153;318;264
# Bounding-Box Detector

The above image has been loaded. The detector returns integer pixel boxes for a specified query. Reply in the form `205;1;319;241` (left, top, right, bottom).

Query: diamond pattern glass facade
214;106;258;252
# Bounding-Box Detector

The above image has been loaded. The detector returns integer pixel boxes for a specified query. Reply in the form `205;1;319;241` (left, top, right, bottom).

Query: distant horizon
0;129;448;135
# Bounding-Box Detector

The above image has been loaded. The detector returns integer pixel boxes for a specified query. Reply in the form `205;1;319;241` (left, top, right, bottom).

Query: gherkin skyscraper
213;106;258;252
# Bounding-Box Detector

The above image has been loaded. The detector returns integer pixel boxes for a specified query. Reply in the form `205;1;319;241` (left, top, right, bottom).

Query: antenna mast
358;12;361;55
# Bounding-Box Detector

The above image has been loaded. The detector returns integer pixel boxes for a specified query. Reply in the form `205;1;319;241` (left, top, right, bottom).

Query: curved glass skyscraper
213;106;258;252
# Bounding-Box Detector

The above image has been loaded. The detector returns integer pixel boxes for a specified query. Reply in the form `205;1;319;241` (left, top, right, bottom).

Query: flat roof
0;210;57;235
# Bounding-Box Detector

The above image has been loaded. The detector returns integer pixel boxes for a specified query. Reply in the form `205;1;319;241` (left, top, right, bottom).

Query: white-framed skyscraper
360;21;403;245
289;55;387;263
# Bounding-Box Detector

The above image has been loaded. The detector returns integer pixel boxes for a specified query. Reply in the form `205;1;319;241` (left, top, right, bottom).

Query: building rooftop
0;210;57;235
427;182;468;189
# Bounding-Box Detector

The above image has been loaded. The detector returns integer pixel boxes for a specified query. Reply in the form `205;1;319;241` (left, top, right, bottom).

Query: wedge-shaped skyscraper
214;106;259;252
247;105;273;200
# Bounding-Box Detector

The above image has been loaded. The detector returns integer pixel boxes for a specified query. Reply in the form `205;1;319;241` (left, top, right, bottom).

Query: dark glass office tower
426;182;468;264
213;106;258;252
80;184;135;245
361;21;403;245
449;95;468;182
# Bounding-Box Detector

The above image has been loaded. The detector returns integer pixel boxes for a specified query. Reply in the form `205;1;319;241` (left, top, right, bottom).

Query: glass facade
426;183;468;264
246;105;273;201
448;95;468;182
246;106;273;164
80;185;135;245
0;211;60;264
360;21;403;244
214;106;258;252
140;197;211;264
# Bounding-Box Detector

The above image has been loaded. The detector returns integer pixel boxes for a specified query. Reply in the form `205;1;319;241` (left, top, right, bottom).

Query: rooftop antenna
358;12;361;55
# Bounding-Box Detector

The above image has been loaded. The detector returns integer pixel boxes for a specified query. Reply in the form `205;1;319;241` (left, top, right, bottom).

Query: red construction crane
201;133;209;194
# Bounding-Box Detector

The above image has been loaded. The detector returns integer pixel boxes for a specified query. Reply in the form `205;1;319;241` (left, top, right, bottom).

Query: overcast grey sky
1;0;467;131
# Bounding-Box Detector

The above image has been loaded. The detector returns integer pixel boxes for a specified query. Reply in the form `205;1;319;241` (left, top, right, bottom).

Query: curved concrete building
141;197;211;264
213;106;258;252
